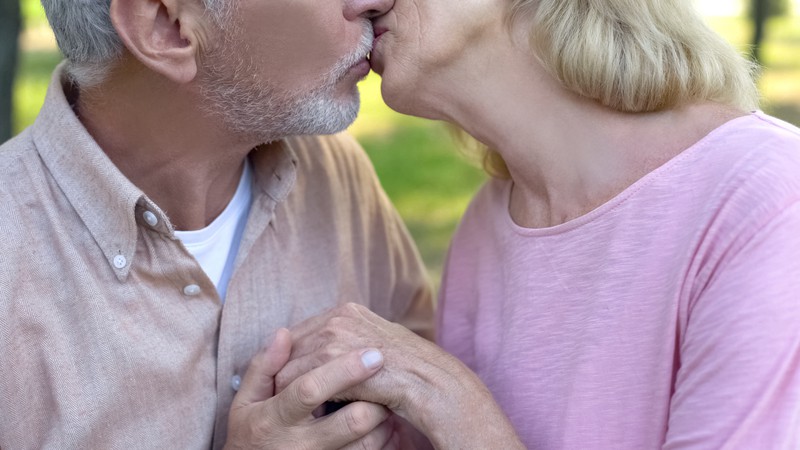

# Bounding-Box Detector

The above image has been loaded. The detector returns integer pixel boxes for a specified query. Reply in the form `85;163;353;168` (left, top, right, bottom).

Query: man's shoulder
0;127;35;162
0;128;57;252
0;127;63;227
0;128;42;195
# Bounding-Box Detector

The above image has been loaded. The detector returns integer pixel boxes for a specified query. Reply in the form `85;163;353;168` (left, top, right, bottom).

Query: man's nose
344;0;395;20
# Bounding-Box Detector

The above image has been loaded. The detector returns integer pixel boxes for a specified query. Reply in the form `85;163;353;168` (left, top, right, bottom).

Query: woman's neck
419;41;744;228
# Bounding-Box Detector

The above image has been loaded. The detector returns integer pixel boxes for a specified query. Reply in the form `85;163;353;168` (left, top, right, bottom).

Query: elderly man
0;0;433;448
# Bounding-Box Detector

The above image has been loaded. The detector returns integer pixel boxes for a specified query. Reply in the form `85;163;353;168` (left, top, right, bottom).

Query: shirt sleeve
663;202;800;449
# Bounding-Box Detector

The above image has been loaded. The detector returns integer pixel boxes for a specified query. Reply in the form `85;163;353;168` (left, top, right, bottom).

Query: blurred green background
9;0;800;288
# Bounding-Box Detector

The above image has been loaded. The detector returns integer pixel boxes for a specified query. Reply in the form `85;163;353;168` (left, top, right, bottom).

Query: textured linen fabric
0;67;433;449
438;113;800;449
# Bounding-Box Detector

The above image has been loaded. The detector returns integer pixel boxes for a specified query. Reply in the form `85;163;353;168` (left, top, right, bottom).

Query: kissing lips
372;26;387;49
368;27;388;73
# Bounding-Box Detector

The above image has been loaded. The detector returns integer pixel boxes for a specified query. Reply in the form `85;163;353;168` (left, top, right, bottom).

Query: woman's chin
374;61;439;120
381;85;439;122
368;54;385;76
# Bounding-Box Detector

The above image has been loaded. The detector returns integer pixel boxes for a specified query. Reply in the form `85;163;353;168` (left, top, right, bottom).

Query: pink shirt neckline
503;112;758;237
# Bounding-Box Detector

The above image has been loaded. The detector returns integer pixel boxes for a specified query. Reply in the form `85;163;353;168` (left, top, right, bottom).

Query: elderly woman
243;0;800;448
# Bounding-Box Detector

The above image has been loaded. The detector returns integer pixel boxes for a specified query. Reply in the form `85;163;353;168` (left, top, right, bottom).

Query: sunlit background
10;0;800;289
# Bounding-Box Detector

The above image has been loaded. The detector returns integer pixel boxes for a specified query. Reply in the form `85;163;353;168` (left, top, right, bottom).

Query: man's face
198;0;391;143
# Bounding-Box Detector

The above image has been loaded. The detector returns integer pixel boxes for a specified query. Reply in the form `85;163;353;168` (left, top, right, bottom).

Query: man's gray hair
40;0;230;87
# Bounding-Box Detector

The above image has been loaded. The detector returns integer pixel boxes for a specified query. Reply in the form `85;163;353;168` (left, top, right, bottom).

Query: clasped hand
224;328;401;450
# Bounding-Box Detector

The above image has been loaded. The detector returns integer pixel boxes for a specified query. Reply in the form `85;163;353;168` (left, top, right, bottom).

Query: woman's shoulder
707;112;800;163
700;113;800;207
684;113;800;254
448;177;512;246
461;177;511;221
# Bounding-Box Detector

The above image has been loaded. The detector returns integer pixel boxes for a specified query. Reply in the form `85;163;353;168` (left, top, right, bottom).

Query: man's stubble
198;23;374;144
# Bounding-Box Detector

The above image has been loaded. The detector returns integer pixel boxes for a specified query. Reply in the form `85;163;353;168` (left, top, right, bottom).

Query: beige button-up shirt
0;68;433;449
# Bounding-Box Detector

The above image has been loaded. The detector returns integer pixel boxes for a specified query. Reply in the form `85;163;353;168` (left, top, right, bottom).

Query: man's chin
256;96;361;140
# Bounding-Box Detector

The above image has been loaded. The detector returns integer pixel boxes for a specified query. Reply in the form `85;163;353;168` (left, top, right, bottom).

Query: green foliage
21;0;47;27
13;50;61;133
351;75;486;283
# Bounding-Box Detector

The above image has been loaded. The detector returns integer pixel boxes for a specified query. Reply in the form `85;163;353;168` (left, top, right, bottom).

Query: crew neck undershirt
174;160;253;302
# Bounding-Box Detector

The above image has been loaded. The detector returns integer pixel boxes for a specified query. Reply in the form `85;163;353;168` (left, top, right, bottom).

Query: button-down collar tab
134;198;175;237
32;65;142;281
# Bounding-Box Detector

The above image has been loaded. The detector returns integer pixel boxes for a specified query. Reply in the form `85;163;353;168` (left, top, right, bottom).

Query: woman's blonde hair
480;0;760;178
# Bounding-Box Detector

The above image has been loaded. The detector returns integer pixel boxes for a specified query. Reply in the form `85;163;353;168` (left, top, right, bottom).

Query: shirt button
143;210;159;227
183;284;201;296
113;255;127;269
231;374;242;391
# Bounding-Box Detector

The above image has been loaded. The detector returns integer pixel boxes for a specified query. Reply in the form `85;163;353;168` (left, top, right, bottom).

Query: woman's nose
344;0;395;20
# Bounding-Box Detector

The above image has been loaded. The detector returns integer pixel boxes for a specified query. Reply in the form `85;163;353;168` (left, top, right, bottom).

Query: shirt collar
31;64;299;281
250;139;298;203
32;64;145;281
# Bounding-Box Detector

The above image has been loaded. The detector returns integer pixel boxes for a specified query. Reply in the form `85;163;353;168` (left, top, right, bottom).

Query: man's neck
73;59;256;231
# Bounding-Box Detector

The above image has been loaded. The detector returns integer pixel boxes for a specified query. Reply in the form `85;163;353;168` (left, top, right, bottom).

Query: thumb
233;328;292;406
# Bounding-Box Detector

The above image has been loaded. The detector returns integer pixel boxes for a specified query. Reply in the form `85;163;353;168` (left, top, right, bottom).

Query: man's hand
273;308;524;450
225;328;400;450
275;304;461;415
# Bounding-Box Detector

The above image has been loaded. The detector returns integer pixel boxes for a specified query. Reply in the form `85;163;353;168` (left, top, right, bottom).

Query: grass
9;10;800;287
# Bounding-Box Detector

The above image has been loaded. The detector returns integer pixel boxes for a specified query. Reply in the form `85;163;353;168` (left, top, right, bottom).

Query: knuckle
250;410;278;442
274;371;288;393
321;346;338;362
344;403;376;436
327;315;348;331
295;375;324;408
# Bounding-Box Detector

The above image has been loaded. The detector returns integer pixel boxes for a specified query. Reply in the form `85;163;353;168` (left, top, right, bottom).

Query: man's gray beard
198;25;374;144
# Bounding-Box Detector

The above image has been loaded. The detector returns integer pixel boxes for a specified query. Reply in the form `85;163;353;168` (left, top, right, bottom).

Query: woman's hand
273;304;525;449
275;303;455;417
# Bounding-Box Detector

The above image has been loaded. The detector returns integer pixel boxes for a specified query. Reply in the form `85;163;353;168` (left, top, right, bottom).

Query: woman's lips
369;26;388;73
372;26;388;49
373;26;388;38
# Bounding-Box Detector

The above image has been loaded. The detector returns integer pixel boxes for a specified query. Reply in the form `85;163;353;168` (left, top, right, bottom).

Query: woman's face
370;0;506;116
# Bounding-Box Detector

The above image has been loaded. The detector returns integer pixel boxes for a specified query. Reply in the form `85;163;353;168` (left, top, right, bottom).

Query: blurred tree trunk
750;0;789;63
752;0;768;62
0;0;21;141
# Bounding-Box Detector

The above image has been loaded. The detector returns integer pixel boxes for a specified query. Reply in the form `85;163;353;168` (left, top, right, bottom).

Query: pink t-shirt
438;113;800;449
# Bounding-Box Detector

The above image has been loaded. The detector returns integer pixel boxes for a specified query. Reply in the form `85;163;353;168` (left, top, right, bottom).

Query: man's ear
109;0;200;84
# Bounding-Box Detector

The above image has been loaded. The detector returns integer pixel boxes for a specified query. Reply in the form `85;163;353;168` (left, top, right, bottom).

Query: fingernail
361;349;383;369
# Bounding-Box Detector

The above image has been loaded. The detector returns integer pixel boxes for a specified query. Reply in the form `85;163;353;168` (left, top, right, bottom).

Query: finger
338;414;394;450
234;328;292;406
314;402;391;450
275;348;385;424
275;353;323;395
288;303;362;351
288;308;332;344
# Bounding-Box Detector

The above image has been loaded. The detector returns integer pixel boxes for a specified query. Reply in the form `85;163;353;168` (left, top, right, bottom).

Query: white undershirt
175;160;253;302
